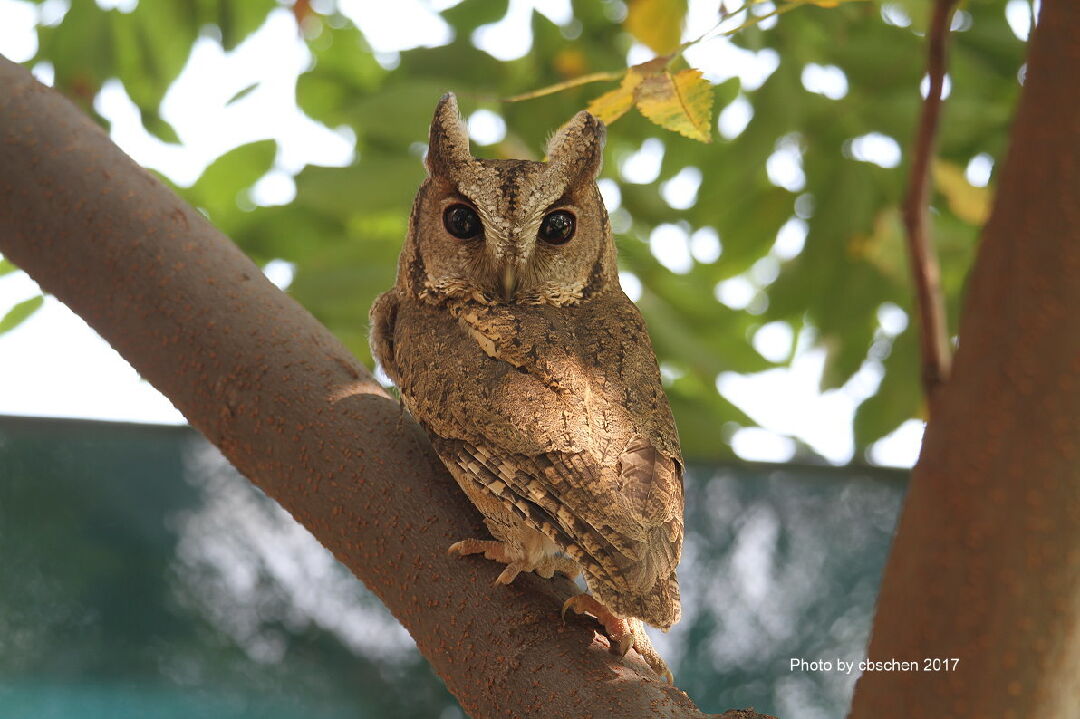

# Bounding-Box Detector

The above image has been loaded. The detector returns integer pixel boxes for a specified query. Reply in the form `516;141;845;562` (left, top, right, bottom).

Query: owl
369;93;684;682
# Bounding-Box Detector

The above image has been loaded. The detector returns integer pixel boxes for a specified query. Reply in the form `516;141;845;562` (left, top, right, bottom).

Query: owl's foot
561;594;634;655
448;539;580;585
562;594;674;683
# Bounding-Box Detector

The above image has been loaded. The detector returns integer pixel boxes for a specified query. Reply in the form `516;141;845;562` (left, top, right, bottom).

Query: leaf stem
509;0;869;105
902;0;958;406
681;0;870;51
505;72;624;102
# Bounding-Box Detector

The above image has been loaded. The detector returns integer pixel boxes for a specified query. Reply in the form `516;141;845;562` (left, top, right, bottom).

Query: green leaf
0;295;44;336
713;76;741;113
193;140;276;198
287;238;403;367
620;238;771;376
441;0;511;33
217;0;276;51
297;24;386;128
853;327;922;448
226;82;259;106
111;3;197;115
0;258;17;277
231;206;344;266
711;187;793;278
350;82;460;145
888;0;930;34
34;1;112;110
186;140;277;231
396;43;504;88
668;376;750;460
294;157;424;218
140;107;182;145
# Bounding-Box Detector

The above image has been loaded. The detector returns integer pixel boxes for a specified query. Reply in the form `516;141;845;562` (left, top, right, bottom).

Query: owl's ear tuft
427;92;472;176
546;110;606;180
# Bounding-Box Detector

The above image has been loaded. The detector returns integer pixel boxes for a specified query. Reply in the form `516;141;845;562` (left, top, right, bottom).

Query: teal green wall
0;416;906;718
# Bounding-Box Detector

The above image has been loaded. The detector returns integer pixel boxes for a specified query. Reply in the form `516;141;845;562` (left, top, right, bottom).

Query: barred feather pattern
431;435;683;629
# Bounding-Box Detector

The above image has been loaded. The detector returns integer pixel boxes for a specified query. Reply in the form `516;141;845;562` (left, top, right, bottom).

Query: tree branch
852;0;1080;714
0;56;721;719
901;0;957;406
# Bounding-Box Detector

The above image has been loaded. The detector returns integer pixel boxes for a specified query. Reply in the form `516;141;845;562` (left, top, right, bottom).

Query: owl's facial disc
416;95;612;306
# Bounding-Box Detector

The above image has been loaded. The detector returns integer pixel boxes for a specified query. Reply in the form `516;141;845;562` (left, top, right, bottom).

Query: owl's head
399;93;618;306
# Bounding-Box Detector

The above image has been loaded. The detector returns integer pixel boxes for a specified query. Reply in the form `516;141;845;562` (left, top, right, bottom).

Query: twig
901;0;958;406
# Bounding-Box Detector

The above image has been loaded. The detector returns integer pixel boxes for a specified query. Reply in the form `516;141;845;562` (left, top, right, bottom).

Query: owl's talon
562;594;673;681
561;594;633;654
496;563;523;585
447;538;513;563
612;633;634;657
449;537;565;587
628;619;675;683
561;594;595;621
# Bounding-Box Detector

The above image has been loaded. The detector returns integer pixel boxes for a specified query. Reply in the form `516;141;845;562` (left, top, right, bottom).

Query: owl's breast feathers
370;287;684;629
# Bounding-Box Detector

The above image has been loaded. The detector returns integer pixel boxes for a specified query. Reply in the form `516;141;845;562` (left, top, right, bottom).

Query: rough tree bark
850;1;1080;716
0;0;1075;714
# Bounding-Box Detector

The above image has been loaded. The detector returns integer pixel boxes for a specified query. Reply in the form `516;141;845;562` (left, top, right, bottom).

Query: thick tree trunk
849;1;1080;716
0;57;714;719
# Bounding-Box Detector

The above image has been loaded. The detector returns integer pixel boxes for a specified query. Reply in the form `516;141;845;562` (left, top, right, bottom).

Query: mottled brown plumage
370;94;684;680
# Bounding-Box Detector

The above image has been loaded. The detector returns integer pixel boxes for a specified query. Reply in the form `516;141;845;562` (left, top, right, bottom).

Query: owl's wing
431;433;683;628
391;293;683;626
369;289;402;385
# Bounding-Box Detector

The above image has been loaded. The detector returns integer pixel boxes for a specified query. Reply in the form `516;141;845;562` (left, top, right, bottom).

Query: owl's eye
538;210;575;245
443;204;482;240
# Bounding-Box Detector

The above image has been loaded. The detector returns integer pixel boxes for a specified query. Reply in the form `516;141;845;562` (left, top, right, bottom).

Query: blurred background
0;0;1029;716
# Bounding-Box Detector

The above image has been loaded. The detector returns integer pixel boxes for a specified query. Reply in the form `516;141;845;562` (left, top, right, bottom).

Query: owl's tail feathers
603;569;681;632
632;571;681;633
649;572;682;629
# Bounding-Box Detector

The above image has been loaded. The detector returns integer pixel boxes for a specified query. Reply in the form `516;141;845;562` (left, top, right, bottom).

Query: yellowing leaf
586;87;635;124
807;0;872;7
634;68;713;142
849;208;906;280
625;0;688;55
933;160;992;226
586;71;644;124
553;48;588;78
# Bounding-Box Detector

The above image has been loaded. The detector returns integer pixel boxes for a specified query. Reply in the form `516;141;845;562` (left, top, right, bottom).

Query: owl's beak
500;264;519;301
